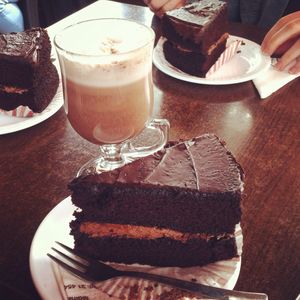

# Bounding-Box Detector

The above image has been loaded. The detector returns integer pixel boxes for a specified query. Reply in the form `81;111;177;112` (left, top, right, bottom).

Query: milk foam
55;19;154;87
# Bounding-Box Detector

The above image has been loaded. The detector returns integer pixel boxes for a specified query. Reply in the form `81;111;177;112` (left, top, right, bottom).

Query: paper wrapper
51;224;243;300
206;39;242;78
0;105;36;118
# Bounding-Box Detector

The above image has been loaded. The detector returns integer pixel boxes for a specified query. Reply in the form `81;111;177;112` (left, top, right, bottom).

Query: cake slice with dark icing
161;0;229;53
69;134;244;267
161;0;229;76
0;28;59;112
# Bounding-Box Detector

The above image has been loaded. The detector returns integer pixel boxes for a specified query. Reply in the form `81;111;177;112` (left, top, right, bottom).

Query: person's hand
261;11;300;74
144;0;186;17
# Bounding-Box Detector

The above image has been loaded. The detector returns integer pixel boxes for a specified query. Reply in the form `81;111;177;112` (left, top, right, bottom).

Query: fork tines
47;242;93;281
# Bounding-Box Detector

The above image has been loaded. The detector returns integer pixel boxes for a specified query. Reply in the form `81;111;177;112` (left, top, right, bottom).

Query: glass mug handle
122;118;170;162
76;118;169;176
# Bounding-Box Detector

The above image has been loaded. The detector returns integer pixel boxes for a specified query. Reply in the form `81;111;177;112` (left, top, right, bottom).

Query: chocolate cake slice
161;0;229;76
69;134;244;267
0;28;59;113
163;34;227;77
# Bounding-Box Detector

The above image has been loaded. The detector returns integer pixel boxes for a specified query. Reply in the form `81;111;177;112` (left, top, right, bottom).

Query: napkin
252;59;300;99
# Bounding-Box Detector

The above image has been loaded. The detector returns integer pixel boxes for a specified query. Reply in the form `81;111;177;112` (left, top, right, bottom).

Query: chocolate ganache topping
0;28;43;62
74;134;244;193
166;0;225;27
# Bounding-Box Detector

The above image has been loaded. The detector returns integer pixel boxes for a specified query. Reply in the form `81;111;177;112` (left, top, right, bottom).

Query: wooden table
0;1;299;299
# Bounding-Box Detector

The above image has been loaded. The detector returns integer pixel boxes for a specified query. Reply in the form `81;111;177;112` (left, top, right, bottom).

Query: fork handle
123;271;268;299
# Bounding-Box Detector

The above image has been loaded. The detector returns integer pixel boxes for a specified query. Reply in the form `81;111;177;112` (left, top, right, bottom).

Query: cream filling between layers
0;85;28;94
80;222;233;243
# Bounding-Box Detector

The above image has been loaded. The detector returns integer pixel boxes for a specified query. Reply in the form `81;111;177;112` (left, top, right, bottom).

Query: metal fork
48;242;268;299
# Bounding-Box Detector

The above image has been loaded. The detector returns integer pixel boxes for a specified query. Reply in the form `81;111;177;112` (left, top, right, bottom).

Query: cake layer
71;226;237;267
163;34;227;77
0;62;59;112
69;134;243;234
161;0;228;53
71;190;240;234
77;222;233;241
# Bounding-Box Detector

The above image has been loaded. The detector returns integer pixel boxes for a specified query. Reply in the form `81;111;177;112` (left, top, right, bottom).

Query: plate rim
153;35;271;85
29;196;72;300
0;90;63;135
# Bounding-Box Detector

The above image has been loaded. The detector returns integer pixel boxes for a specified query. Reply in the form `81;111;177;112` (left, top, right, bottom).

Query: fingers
288;56;300;74
262;12;300;48
261;11;300;74
160;0;186;13
145;0;185;17
261;11;300;55
275;38;300;74
262;12;300;46
144;0;167;13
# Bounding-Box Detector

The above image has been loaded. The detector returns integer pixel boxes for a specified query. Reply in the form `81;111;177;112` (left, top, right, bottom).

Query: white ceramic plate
29;197;242;300
153;35;271;85
0;82;63;135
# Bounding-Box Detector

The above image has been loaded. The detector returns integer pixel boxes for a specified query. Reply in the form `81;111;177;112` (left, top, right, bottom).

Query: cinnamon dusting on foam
80;222;233;242
55;19;154;87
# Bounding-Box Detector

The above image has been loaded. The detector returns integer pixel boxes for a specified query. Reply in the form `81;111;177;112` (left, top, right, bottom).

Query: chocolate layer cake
69;134;244;267
0;28;59;113
163;35;227;77
161;0;229;76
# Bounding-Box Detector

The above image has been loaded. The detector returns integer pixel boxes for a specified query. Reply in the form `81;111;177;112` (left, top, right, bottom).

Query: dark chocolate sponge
0;28;59;112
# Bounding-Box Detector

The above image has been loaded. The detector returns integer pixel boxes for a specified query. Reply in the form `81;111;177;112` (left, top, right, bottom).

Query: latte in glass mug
55;19;155;145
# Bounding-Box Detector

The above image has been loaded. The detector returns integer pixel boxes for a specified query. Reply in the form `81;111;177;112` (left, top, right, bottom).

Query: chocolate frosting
0;28;44;62
166;0;226;27
76;134;244;193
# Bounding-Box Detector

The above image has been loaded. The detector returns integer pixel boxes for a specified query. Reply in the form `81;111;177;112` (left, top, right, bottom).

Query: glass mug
54;18;169;175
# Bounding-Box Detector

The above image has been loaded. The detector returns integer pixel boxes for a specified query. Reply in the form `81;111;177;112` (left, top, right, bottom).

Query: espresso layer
80;222;233;242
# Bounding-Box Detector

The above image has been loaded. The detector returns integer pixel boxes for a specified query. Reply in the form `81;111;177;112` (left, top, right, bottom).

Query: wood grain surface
0;1;299;299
